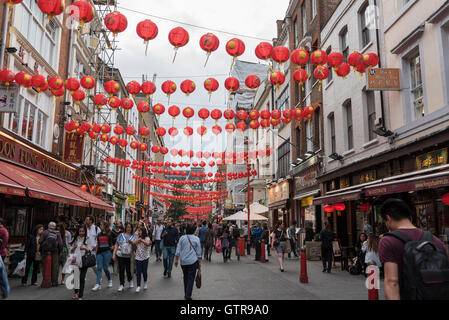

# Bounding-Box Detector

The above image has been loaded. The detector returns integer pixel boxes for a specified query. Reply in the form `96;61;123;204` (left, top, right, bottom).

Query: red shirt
0;226;8;257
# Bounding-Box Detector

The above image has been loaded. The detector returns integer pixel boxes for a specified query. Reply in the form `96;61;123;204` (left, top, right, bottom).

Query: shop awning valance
312;189;362;206
0;172;26;197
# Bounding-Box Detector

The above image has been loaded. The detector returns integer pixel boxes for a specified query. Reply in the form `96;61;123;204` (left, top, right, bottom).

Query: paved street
7;250;384;300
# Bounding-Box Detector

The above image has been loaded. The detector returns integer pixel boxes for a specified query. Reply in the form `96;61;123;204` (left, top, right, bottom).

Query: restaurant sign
269;180;289;204
0;131;79;184
367;68;401;91
416;148;448;170
295;171;318;191
63;132;85;164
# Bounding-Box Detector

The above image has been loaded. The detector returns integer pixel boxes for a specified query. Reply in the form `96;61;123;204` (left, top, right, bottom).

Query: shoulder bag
186;236;201;289
81;250;96;268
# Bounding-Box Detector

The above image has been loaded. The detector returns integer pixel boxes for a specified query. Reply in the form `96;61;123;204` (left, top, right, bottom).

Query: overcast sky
114;0;290;162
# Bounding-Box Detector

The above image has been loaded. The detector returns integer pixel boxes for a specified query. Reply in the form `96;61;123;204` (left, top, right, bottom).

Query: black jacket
24;234;38;259
162;226;179;247
320;229;335;249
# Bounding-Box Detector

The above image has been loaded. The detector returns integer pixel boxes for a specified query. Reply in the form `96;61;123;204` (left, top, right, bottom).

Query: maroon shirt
0;226;8;257
379;228;447;291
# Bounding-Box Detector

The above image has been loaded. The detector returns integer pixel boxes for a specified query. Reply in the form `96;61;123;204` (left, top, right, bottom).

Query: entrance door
2;206;32;243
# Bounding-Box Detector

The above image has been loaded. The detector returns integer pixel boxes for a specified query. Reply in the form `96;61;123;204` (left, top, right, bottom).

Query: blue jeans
96;250;112;285
288;239;298;258
135;259;149;287
229;239;240;258
163;246;176;274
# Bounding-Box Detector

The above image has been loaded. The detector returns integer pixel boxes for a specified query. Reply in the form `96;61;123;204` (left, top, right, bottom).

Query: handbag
285;238;292;254
195;269;202;289
81;251;96;269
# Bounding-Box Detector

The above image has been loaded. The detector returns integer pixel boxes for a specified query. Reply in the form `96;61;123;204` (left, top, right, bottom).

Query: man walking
242;221;250;255
252;223;263;261
198;221;208;259
161;218;179;278
39;222;63;287
229;222;241;261
152;219;164;262
288;221;299;259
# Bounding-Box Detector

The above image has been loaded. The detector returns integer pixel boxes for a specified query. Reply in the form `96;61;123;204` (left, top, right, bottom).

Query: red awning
0;161;89;207
51;178;115;211
312;189;362;206
0;172;26;197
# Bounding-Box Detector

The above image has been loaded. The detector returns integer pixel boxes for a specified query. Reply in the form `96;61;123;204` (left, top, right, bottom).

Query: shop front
268;179;291;228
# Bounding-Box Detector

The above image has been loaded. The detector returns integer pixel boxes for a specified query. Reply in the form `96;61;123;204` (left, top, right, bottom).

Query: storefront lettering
0;140;16;159
19;149;38;168
416;148;448;170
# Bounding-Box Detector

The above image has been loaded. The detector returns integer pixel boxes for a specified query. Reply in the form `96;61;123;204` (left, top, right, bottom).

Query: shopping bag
215;239;222;253
13;259;26;277
62;256;74;274
195;268;201;289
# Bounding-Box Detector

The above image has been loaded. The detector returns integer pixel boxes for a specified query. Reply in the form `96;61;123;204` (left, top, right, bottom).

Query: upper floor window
328;113;336;155
360;2;371;48
408;52;424;119
365;90;377;142
312;0;317;19
277;140;291;178
343;100;354;150
340;27;349;60
326;47;333;84
302;3;307;37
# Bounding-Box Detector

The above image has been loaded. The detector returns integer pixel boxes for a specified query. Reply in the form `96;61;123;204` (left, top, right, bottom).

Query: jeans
204;246;213;261
288;239;298;258
135;258;149;287
22;257;40;285
74;267;88;298
181;261;198;300
96;250;112;285
222;247;230;262
228;239;240;259
154;240;162;259
322;247;333;271
118;256;132;286
200;241;205;255
163;246;176;274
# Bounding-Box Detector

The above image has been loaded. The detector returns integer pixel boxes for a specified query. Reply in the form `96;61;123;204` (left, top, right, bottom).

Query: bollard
238;238;246;257
299;249;308;284
366;266;379;300
260;242;266;263
41;253;52;288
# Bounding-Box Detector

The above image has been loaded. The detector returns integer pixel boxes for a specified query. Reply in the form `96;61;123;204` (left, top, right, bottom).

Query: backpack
385;230;449;300
232;226;240;239
41;229;59;253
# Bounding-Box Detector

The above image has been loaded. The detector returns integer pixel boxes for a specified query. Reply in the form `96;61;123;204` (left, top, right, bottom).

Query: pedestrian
252;222;263;261
320;221;336;274
229;222;240;261
152;219;164;262
133;226;151;293
0;218;9;262
148;223;155;254
92;221;113;291
204;223;215;262
378;199;449;300
220;226;230;263
111;221;121;274
287;221;299;259
304;221;315;245
362;233;382;270
242;221;250;255
363;219;373;237
174;224;202;300
39;222;63;286
56;223;71;285
70;225;93;300
271;222;287;272
355;233;368;274
84;216;100;254
0;255;9;299
261;223;270;262
112;222;135;291
22;224;44;286
198;221;208;255
161;218;179;278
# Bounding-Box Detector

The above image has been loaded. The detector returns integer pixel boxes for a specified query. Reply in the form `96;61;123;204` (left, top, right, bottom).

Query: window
340;27;349;60
276;86;289;112
360;2;371;48
408;52;424;119
365;91;376;141
328;113;336;155
302;3;307;37
305;119;313;152
344;100;354;150
293;18;298;47
277;141;290;178
326;47;333;83
17;0;58;66
312;0;317;19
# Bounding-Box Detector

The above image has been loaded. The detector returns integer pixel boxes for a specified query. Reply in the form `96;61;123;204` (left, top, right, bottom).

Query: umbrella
247;202;268;215
223;210;268;221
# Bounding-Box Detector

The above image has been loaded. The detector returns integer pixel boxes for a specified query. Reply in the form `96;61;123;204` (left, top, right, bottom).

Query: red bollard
299;250;308;284
41;254;52;288
260;242;266;263
238;238;246;257
366;266;380;300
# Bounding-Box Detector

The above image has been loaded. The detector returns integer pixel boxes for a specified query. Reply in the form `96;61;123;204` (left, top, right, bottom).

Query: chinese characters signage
269;180;289;204
416;148;448;170
367;68;401;91
295;171;318;190
63;132;85;164
360;170;377;184
0;84;19;113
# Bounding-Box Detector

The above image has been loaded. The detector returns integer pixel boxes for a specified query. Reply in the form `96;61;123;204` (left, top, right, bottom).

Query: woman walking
70;225;93;300
22;224;44;286
220;226;230;263
92;221;113;291
320;221;336;273
204;223;215;262
133;227;151;292
261;224;270;262
174;224;202;300
56;224;71;285
362;233;382;270
112;222;135;291
271;222;288;272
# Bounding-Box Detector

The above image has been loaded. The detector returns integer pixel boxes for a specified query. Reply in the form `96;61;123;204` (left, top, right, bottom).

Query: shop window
3;207;29;238
277;140;290;178
328;113;336;155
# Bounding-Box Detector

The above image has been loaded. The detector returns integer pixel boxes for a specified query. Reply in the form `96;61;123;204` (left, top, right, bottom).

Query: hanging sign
63;132;85;164
366;68;400;91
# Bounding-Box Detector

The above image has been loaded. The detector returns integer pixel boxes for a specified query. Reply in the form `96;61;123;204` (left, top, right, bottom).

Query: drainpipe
373;0;387;130
0;5;9;69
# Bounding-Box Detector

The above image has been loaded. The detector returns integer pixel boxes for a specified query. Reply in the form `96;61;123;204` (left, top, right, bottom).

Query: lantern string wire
117;6;273;41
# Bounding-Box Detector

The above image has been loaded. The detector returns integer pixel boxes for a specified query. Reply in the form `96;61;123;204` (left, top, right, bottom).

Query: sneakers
118;285;124;292
92;284;101;291
167;272;171;278
129;280;134;288
163;269;167;277
136;286;141;293
108;280;113;288
143;282;148;290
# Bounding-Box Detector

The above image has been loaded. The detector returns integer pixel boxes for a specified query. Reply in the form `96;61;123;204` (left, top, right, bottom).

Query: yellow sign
128;195;136;204
301;196;314;207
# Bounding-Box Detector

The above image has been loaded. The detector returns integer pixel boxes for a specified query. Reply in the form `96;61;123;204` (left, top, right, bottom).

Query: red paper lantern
104;80;120;96
114;126;124;136
151;145;160;153
180;80;196;96
80;75;95;90
249;110;260;120
225;77;239;93
139;143;148;151
334;203;346;211
260;110;271;120
183;127;193;136
293;108;304;121
136;19;158;54
137;101;150;113
38;0;64;20
197;126;207;136
245;75;261;90
271;118;281;127
250;120;260;130
282;116;291;124
324;205;335;213
108;96;121;109
336;63;351;78
160;147;169;155
65;78;80;93
168;127;179;137
168;26;189;62
182;107;195;119
125;126;136;136
223;109;235;121
347;52;364;69
121;98;134;110
283;109;293;119
104;11;128;35
70;1;94;26
168;105;181;118
51;87;65;97
225;123;236;133
314;65;330;82
271;110;282;120
270;71;285;89
442;193;449;205
48;76;63;90
211;109;222;121
0;70;15;87
101;124;111;134
71;89;85;104
212;125;222;135
141;81;156;98
363;53;380;68
255;42;273;61
100;134;109;142
198;108;210;121
303;106;315;120
153;103;165;115
156;127;166;137
236;110;248;121
291;49;309;67
92;124;102;133
271;46;290;64
126;81;141;97
139;126;150;136
130;141;139;150
328;52;344;70
15;72;32;88
310;50;328;66
31;74;47;92
118;139;128;148
109;136;118;145
200;33;219;66
226;38;245;58
161;80;177;103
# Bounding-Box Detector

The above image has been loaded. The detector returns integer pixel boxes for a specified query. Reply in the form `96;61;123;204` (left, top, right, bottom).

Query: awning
365;171;449;197
268;199;289;210
0;161;89;207
0;172;26;197
51;178;115;211
313;189;362;206
294;189;320;201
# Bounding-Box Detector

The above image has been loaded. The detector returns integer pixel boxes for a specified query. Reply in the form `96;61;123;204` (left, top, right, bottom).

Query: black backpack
41;229;59;253
232;226;240;239
385;230;449;300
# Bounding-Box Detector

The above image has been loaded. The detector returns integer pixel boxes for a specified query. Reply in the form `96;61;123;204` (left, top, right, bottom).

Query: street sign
0;84;19;113
367;68;401;91
128;195;136;204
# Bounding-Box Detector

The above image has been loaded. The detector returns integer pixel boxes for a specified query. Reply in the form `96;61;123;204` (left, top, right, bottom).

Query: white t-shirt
86;225;100;251
153;224;164;240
